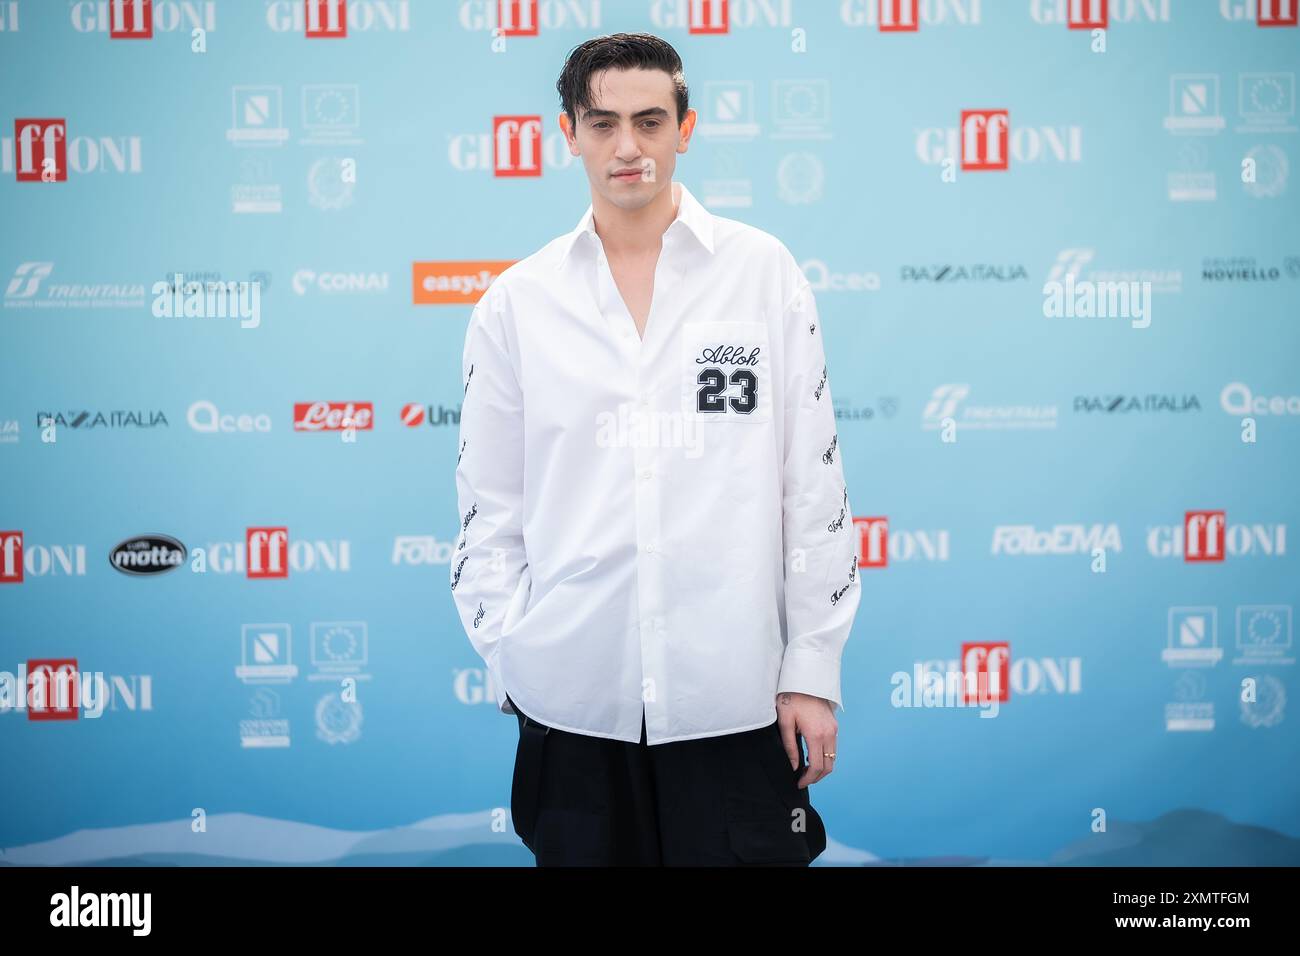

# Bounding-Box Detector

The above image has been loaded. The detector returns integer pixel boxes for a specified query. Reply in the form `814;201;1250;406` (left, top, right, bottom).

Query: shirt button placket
634;357;666;742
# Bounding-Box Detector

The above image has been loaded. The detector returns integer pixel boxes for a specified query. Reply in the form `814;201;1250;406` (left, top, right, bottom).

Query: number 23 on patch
682;321;772;424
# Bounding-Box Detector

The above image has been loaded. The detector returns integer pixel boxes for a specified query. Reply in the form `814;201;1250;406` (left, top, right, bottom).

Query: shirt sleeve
774;254;861;716
450;286;528;716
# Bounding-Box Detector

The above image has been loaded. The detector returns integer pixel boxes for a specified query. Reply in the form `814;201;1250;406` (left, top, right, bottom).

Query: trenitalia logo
69;0;217;36
920;384;1059;431
0;533;87;583
411;261;513;304
264;0;412;34
459;0;603;34
292;401;374;431
4;119;142;180
1219;0;1298;26
839;0;982;29
853;517;951;567
1146;511;1288;560
649;0;793;31
915;113;1083;169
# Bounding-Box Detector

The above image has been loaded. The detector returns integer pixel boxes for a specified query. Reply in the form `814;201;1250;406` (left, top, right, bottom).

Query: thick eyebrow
581;106;670;124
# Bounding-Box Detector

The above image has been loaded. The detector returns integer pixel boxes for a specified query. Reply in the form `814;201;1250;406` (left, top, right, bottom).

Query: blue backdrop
2;0;1298;866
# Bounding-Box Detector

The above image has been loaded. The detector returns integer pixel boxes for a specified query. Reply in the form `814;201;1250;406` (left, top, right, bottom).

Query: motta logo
264;0;411;34
5;119;143;179
109;534;187;576
839;0;981;28
411;261;513;304
493;115;542;176
292;401;374;431
68;0;218;37
0;532;88;583
853;517;951;567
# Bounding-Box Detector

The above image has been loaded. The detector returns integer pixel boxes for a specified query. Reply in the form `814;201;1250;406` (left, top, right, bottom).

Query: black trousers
508;694;828;866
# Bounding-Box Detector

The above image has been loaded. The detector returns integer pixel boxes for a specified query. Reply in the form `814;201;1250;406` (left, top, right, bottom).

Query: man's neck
591;180;680;259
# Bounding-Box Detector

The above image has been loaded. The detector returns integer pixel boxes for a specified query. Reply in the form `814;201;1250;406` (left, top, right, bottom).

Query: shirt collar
555;179;715;272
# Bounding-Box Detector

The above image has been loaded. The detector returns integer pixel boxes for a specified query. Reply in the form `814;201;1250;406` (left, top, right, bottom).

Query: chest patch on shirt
680;320;773;424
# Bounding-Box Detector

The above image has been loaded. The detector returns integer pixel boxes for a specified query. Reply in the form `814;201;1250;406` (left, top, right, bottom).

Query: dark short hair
556;32;689;128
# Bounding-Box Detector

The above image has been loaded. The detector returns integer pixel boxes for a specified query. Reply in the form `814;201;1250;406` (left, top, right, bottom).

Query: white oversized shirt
449;179;861;745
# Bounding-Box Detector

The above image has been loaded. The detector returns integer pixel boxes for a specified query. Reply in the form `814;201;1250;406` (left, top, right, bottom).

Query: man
450;33;861;866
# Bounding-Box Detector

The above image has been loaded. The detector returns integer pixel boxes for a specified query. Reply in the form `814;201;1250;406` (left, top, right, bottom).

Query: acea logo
109;534;187;576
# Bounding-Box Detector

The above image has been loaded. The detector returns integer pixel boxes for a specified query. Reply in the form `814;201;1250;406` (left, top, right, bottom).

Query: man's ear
559;111;578;154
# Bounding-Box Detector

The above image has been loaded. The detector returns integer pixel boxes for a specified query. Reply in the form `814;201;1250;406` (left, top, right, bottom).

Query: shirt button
641;469;652;479
640;395;650;405
645;543;655;553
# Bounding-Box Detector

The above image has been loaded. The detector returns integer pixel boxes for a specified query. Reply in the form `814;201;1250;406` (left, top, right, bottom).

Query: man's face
560;66;695;211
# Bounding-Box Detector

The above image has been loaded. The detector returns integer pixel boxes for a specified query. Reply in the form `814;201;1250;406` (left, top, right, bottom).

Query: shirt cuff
775;647;844;715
